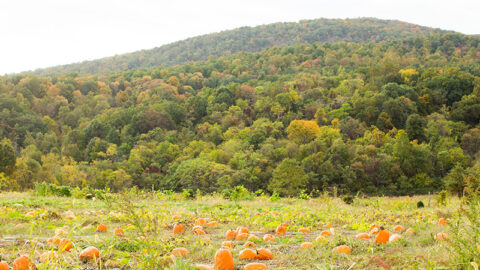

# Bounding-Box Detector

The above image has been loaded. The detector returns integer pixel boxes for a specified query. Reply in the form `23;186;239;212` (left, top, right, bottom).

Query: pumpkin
300;242;314;249
114;227;124;236
236;226;250;235
389;233;401;242
315;235;327;244
59;238;73;251
323;223;332;228
172;215;179;220
275;225;286;235
239;249;257;260
235;233;250;241
207;221;219;227
393;225;405;232
195;218;207;226
96;224;107;233
171;247;188;257
173;223;185;235
375;229;390;244
369;224;380;234
256;248;273;260
225;230;236;240
79;246;100;262
47;236;61;245
0;262;8;270
222;241;234;248
281;222;289;227
298;228;310;234
13;256;34;270
263;234;275;242
192;225;204;232
355;233;370;239
194;228;206;235
244;241;256;249
244;262;268;270
320;230;331;237
55;228;66;236
332;245;351;254
196;264;213;270
435;232;448;241
406;228;415;234
40;251;56;262
214;248;234;270
438;218;447;226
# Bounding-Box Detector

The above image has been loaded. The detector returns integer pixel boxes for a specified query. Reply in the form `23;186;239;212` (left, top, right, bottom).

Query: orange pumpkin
235;233;250;241
196;264;213;270
222;241;234;248
435;232;448;241
369;224;380;234
256;248;273;260
393;225;405;232
244;262;267;270
173;223;185;235
207;221;219;227
59;238;73;251
236;226;250;235
0;262;9;270
114;228;124;236
13;256;34;270
243;241;256;249
40;251;56;262
320;230;331;237
225;230;236;241
375;229;390;244
275;225;286;235
194;228;206;235
171;247;188;257
195;218;207;226
281;222;289;227
323;223;332;228
214;248;234;270
172;215;180;220
315;235;327;244
406;228;415;234
47;236;61;245
355;233;370;239
439;218;447;226
298;228;311;234
79;246;100;262
96;224;107;233
239;249;257;260
263;234;275;242
332;245;351;254
389;233;401;242
301;242;314;249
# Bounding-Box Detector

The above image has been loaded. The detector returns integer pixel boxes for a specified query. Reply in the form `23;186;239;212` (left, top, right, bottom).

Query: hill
2;32;480;196
27;18;450;76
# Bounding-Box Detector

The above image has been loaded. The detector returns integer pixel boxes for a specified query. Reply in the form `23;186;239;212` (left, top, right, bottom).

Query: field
0;191;461;269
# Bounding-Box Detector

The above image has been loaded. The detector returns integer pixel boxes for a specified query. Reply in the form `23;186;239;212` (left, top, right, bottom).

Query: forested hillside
28;18;449;76
2;32;480;197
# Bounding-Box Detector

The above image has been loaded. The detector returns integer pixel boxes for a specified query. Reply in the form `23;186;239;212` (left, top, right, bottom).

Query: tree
268;158;308;197
406;114;426;142
0;139;16;176
461;128;480;157
287;120;321;144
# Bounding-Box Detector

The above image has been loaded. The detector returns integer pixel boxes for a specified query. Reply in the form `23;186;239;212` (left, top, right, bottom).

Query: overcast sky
0;0;478;74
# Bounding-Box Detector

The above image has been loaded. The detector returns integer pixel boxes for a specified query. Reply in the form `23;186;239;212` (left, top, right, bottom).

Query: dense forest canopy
1;30;480;197
26;18;450;77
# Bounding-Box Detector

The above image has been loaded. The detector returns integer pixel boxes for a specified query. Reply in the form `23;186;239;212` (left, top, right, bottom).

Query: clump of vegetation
342;195;354;205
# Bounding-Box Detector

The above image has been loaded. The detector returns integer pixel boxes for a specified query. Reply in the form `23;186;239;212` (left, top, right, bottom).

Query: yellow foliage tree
287;120;321;144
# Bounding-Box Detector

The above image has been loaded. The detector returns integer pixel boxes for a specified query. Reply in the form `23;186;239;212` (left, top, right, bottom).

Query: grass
0;191;466;269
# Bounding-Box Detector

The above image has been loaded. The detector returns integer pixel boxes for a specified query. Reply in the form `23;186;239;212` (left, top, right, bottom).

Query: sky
0;0;478;74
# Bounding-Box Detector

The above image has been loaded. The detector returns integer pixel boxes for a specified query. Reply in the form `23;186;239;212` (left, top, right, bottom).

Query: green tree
268;158;308;197
0;139;16;175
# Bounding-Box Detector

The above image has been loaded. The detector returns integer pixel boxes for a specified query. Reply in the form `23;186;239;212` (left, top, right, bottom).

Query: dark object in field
86;194;95;200
342;195;354;205
417;201;424;208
